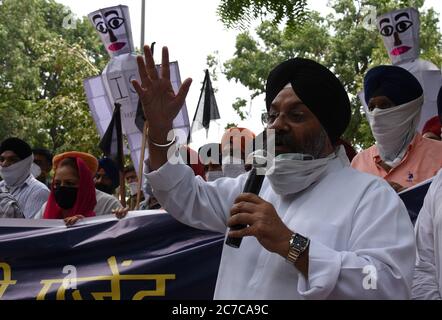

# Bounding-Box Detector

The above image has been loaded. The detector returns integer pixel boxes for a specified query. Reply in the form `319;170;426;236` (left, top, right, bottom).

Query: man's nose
0;160;11;167
268;114;289;132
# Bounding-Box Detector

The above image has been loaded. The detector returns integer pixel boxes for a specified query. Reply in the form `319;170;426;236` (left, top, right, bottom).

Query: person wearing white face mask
352;65;442;192
133;45;415;299
199;143;225;182
124;165;145;210
220;127;255;178
0;138;50;219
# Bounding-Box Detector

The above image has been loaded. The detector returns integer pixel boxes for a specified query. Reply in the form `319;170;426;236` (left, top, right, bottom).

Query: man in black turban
132;45;415;299
265;58;351;148
0;137;49;218
351;65;442;193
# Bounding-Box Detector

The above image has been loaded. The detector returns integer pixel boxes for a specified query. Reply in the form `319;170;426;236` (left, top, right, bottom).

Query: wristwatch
287;233;310;264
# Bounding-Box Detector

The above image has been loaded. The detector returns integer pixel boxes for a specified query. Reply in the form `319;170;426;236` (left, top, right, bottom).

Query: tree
220;0;442;149
217;0;308;29
0;0;107;154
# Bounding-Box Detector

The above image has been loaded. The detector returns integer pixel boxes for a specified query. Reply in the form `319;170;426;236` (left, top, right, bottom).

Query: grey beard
302;127;330;159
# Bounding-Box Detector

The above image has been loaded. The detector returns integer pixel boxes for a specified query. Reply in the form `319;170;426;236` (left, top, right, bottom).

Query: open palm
132;45;192;129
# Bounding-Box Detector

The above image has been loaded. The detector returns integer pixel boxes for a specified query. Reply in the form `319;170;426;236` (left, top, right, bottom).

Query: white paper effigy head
88;5;135;57
377;7;420;65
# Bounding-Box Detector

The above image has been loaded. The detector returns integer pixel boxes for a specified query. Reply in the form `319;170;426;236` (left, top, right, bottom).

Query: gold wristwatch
287;233;310;264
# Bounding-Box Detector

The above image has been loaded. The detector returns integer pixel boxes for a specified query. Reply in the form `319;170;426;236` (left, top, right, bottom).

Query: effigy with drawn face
88;5;135;57
84;5;190;174
373;7;442;132
377;7;420;65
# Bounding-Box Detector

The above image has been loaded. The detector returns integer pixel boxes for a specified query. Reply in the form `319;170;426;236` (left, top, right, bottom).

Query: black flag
99;103;124;171
188;69;220;143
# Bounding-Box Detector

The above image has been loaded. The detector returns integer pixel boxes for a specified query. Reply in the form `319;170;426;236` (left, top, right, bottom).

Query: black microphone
225;152;267;248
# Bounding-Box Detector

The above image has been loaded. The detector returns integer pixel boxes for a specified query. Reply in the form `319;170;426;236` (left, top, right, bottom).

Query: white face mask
205;170;224;182
366;95;423;167
128;181;139;196
31;163;41;179
0;155;33;188
266;152;336;196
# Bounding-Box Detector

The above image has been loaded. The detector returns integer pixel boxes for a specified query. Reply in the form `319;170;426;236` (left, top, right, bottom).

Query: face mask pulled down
266;152;336;196
366;95;423;168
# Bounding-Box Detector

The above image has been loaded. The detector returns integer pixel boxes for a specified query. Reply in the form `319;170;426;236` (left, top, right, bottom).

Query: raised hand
131;45;192;132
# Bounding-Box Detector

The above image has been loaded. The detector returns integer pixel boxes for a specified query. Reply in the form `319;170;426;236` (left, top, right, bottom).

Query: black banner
0;212;223;300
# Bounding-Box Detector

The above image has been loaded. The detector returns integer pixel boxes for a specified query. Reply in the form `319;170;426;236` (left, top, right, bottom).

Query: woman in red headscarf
43;156;97;225
43;152;128;225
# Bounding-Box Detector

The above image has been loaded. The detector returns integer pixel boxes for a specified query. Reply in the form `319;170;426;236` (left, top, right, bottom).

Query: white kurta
146;151;416;299
412;169;442;299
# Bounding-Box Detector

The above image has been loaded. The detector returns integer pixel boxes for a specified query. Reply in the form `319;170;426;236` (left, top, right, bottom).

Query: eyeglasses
261;110;305;125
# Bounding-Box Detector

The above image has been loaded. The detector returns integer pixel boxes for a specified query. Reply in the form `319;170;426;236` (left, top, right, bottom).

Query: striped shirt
0;175;50;219
0;190;24;218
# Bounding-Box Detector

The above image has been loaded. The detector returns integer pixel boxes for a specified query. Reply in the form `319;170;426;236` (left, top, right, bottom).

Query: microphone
225;151;268;248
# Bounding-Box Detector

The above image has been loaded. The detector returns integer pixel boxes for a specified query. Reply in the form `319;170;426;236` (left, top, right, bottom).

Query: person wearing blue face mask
133;45;415;299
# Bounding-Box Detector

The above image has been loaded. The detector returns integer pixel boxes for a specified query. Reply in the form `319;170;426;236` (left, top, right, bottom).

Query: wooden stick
136;122;148;209
119;170;126;207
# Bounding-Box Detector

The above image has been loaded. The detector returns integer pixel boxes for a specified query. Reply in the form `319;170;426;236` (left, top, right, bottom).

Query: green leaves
217;0;308;30
0;0;106;155
221;0;442;149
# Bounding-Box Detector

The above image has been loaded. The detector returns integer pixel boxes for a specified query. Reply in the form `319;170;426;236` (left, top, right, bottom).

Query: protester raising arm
131;45;192;171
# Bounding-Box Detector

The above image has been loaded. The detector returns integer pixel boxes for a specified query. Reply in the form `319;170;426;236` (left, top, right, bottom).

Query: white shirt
146;153;416;299
34;189;122;218
94;189;123;215
412;169;442;299
0;175;49;219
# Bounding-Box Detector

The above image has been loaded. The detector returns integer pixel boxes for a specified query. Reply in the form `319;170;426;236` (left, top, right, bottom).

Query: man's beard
95;183;115;195
275;127;329;159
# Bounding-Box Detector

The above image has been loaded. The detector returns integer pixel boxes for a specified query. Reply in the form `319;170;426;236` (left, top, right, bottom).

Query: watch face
291;234;309;250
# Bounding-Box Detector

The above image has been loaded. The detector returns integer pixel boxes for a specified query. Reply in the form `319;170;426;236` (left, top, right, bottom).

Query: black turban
364;65;423;106
265;58;351;145
98;157;120;189
0;137;32;160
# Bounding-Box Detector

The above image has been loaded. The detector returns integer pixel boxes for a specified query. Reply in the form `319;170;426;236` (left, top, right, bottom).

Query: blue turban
98;157;119;189
364;65;423;106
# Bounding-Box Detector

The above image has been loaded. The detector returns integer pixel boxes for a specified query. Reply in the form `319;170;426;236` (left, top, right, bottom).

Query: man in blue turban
352;65;442;192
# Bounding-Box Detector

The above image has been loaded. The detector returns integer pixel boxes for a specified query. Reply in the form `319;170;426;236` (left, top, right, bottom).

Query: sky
55;0;442;150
